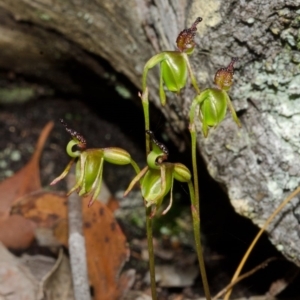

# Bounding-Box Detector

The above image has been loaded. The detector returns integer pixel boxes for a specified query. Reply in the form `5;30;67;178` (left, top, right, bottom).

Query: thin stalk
213;257;277;300
130;158;157;298
189;103;200;212
188;174;211;300
189;99;211;300
224;185;300;300
142;53;165;92
183;53;201;95
140;88;151;154
140;81;157;297
146;207;157;300
130;159;141;175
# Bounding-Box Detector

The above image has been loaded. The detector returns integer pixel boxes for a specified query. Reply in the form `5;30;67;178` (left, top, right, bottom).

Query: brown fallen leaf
13;191;68;230
12;190;130;300
0;121;53;219
0;215;36;249
82;196;129;300
0;122;54;249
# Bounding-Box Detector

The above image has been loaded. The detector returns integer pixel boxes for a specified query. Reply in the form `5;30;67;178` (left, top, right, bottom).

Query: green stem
225;93;242;128
141;53;166;154
188;182;211;300
190;128;200;213
142;53;166;92
140;81;158;298
128;159;157;297
146;207;157;300
130;159;141;175
141;88;151;154
129;159;157;298
188;121;211;300
189;100;200;213
183;53;201;95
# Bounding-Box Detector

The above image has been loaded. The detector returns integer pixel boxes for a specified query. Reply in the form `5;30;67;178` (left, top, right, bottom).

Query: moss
115;85;131;99
10;150;21;162
40;13;51;21
0;87;36;104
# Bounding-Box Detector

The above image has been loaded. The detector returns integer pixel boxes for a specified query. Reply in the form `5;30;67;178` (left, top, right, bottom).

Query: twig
224;185;300;299
213;257;278;300
67;173;91;300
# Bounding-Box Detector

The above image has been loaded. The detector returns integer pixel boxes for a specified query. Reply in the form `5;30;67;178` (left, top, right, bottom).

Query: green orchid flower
50;119;139;207
124;130;210;300
190;57;242;137
141;18;203;154
124;130;192;217
142;17;202;105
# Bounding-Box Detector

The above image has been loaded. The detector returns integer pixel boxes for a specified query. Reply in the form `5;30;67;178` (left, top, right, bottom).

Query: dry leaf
0;121;53;219
82;196;129;300
41;249;74;300
12;190;129;300
144;265;198;288
0;243;74;300
107;196;120;212
0;215;36;249
117;269;136;297
0;242;39;299
121;291;152;300
267;278;287;298
12;191;68;247
13;191;68;228
0;122;53;249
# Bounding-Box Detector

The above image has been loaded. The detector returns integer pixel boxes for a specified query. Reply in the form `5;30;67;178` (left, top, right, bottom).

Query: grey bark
0;0;299;266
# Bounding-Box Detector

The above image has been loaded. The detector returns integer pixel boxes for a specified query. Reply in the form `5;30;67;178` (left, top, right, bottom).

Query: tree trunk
0;0;299;266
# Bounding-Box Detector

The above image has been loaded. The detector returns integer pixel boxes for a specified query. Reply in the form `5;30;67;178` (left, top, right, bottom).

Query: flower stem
140;88;151;154
130;159;141;175
184;53;201;95
146;207;157;300
189;124;211;300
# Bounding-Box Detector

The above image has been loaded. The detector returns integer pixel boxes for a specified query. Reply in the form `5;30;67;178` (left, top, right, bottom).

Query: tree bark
0;0;299;266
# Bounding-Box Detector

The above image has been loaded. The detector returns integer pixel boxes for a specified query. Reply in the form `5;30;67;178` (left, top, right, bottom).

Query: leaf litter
0;122;132;299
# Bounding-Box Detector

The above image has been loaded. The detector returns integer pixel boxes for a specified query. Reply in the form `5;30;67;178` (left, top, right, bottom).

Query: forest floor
0;96;300;300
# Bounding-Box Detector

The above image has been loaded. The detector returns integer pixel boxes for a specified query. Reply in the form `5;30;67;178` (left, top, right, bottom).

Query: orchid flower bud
103;147;132;165
176;17;202;53
173;163;192;182
214;57;238;91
